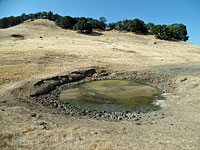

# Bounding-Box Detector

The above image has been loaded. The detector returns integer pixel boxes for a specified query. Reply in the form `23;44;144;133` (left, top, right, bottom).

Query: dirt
0;19;200;150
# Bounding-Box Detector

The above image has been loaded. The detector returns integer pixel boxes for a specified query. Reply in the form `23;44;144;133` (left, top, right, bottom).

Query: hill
0;19;200;149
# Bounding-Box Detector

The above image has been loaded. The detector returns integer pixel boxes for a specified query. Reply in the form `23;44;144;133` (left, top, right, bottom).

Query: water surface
60;80;159;112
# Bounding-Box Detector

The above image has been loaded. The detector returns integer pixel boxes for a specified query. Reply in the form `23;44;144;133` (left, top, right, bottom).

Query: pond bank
7;67;174;121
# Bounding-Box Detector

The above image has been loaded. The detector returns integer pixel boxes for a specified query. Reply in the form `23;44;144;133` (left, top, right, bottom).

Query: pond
59;80;159;112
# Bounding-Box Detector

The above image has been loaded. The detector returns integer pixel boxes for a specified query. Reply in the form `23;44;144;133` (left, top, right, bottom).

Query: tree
146;22;155;33
0;12;189;41
47;11;53;20
99;17;106;30
88;19;101;29
115;21;123;30
56;16;77;29
0;17;9;28
21;13;28;21
108;23;116;30
7;16;21;26
89;19;98;29
99;17;106;24
80;17;88;22
87;17;107;30
124;19;148;34
73;20;92;33
123;19;130;30
51;14;61;21
151;24;189;41
150;25;163;35
169;24;189;41
15;16;23;24
28;13;34;19
40;11;48;19
33;12;41;19
158;25;172;40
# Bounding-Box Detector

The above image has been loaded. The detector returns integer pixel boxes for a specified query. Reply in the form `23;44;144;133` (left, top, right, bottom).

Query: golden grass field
0;19;200;150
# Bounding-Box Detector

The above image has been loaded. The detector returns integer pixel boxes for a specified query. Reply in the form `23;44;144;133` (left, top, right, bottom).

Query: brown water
59;80;159;112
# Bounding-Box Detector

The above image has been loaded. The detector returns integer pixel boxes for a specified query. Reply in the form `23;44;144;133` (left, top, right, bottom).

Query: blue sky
0;0;199;46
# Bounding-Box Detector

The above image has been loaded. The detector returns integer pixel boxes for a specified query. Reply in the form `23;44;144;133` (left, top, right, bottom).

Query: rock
136;122;142;125
118;116;123;121
180;77;187;82
30;113;37;117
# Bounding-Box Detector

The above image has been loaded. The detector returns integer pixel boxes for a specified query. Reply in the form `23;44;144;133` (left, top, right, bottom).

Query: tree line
108;20;188;41
0;11;188;41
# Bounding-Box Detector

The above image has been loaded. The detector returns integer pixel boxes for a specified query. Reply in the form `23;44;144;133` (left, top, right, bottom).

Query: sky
0;0;199;46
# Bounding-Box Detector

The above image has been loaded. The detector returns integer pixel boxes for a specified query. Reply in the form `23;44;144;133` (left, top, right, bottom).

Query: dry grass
0;19;200;150
0;19;200;95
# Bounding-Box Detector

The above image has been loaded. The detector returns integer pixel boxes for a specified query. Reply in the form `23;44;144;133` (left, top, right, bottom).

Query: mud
5;67;174;121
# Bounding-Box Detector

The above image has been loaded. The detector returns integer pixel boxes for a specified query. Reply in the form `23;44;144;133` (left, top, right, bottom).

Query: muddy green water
59;80;159;112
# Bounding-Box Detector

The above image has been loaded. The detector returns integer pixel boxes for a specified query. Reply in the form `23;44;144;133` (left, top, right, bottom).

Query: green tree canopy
158;25;172;40
151;24;189;41
40;11;48;19
150;25;163;35
47;11;53;20
108;23;116;30
146;22;155;33
55;16;77;29
124;19;148;34
51;14;61;21
73;20;92;33
0;11;189;41
0;17;9;28
169;24;189;41
99;17;106;30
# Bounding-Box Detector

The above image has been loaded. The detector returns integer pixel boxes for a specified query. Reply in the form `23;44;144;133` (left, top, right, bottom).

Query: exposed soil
11;34;25;40
0;19;200;150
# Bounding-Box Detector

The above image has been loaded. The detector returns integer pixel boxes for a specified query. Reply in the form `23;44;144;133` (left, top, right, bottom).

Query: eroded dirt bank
5;67;172;120
0;19;200;150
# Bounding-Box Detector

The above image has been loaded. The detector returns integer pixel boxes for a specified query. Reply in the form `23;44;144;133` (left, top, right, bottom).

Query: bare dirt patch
11;34;24;40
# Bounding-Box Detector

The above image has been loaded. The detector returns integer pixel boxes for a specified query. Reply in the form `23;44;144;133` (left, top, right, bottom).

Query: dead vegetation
0;19;200;150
